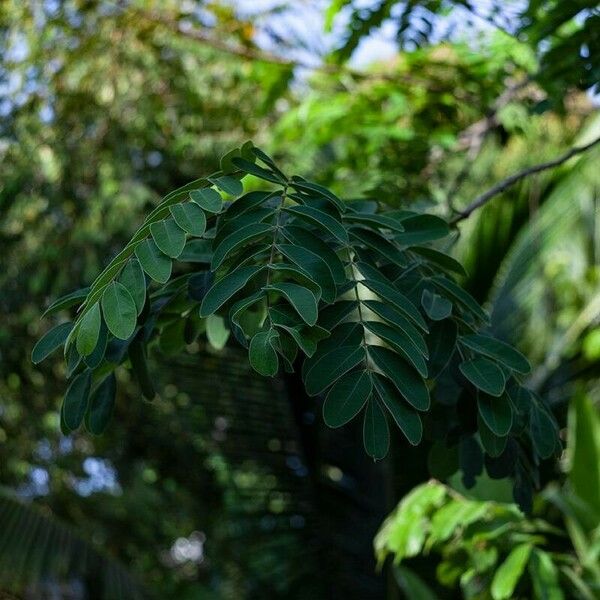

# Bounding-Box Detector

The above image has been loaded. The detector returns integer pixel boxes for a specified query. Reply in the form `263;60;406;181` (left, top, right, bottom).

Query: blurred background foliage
0;0;598;598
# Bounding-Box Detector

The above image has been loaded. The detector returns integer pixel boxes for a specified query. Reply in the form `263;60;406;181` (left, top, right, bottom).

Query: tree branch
451;135;600;224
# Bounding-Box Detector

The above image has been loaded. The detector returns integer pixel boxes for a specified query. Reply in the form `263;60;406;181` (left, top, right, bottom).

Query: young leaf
459;334;531;374
460;358;506;397
368;346;430;411
373;374;423;445
363;399;390;460
249;329;279;376
206;314;230;350
265;283;318;326
135;238;172;283
86;374;116;435
491;544;533;600
284;205;349;244
421;289;452;321
62;370;92;431
190;188;222;213
169;202;207;237
200;265;264;316
101;281;137;341
323;370;372;427
478;393;513;437
118;258;146;315
150;218;186;259
32;321;73;364
76;302;101;357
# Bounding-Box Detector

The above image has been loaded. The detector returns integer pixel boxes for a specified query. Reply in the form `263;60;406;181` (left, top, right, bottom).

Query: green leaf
209;175;243;197
84;321;108;369
319;300;357;330
530;404;558;459
528;549;564;600
169;202;207;237
395;214;449;245
350;228;406;266
323;370;372;427
150;218;186;259
249;329;279;376
478;393;513;437
211;222;274;270
362;300;428;356
76;302;101;356
431;276;489;323
426;319;457;378
460;358;506;397
265;283;318;326
364;321;428;377
344;213;405;233
459;334;531;374
200;265;264;316
86;374;116;435
62;370;92;431
101;282;137;341
118;258;146;315
411;246;466;276
363;399;390;460
368;346;430;411
135;238;172;283
190;188;223;213
289;178;346;213
360;279;428;332
373;374;422;445
284;205;349;244
41;287;89;318
304;346;365;396
421;289;452;321
277;243;337;304
206;314;230;350
282;225;346;284
478;414;508;457
32;321;73;364
491;543;532;600
221;190;274;221
129;340;155;400
231;156;285;184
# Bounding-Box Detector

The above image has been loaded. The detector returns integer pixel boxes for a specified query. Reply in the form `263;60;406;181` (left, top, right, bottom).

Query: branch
451;135;600;224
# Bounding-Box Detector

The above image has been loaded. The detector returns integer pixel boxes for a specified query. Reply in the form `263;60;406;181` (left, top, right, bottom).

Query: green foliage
375;392;600;599
34;144;560;507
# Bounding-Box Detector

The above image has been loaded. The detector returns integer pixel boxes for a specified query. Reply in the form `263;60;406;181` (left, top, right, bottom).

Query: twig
451;135;600;224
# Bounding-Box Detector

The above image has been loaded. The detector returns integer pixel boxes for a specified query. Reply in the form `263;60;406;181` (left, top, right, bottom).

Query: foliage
375;391;600;599
34;142;561;508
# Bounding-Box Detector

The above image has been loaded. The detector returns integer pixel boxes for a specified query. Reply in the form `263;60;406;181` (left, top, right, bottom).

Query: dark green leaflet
303;345;365;396
209;175;243;197
101;282;137;341
350;228;406;266
344;212;405;233
283;205;349;244
394;214;449;245
169;202;206;237
373;374;423;445
76;302;101;357
190;188;223;213
249;329;279;376
129;340;155;400
363;399;390;460
368;345;430;411
211;222;274;270
118;258;146;316
265;283;319;326
459;334;531;374
322;370;372;427
478;393;513;437
86;374;116;435
135;238;172;283
150;218;186;259
410;246;466;276
421;289;452;321
200;265;264;316
231;156;285;184
460;358;506;397
289;178;346;214
478;414;508;457
42;287;89;318
32;321;73;364
62;370;92;431
431;276;489;323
